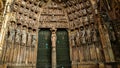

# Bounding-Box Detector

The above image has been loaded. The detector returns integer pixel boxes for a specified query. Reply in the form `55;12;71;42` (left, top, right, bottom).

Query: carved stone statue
15;24;21;44
6;2;11;13
32;30;37;47
51;30;57;68
91;23;98;42
8;22;15;42
75;30;80;46
79;26;86;45
85;25;91;44
51;31;56;48
21;26;27;46
27;28;32;47
89;0;98;14
71;33;75;47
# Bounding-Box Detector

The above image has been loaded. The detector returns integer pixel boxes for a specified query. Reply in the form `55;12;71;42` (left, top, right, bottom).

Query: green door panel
37;29;51;68
56;29;71;68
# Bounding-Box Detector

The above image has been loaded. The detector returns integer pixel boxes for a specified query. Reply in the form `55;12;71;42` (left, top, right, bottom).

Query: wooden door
56;29;71;68
37;29;51;68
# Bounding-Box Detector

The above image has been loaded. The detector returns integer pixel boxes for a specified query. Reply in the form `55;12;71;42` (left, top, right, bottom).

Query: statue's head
10;21;15;27
33;29;36;33
80;26;84;31
85;24;89;29
28;27;32;32
91;23;94;26
23;25;27;30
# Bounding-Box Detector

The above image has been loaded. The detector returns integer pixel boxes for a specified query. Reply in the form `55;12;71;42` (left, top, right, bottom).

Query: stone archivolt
0;0;119;68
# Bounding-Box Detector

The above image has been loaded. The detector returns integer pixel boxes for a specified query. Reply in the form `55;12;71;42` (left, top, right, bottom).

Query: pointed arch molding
0;0;3;10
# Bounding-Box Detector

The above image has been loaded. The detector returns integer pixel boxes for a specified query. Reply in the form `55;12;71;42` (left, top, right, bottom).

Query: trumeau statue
51;31;56;48
21;26;27;46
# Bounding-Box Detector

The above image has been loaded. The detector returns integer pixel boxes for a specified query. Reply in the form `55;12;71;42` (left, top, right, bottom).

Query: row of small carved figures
14;0;43;8
69;14;94;27
13;0;40;17
39;15;67;22
67;7;92;21
15;12;38;27
66;0;91;14
41;8;64;15
11;1;40;27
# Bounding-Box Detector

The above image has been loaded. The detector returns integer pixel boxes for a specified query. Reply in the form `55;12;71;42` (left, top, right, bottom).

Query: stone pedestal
99;63;105;68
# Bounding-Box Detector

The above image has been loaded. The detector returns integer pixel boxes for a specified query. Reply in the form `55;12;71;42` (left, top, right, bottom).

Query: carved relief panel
39;1;68;28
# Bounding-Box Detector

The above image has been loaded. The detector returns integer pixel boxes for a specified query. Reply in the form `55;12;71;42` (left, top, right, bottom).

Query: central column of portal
51;28;57;68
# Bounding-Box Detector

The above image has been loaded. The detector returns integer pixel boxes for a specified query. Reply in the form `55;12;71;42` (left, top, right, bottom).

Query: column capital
50;27;57;32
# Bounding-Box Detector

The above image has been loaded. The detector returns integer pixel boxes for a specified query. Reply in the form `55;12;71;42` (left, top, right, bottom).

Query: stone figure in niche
86;1;90;6
30;29;37;64
71;32;75;47
8;21;15;42
84;25;91;61
6;2;11;13
25;28;32;64
20;26;27;63
105;22;116;41
21;26;27;46
32;30;37;48
75;30;80;46
15;24;21;44
2;31;9;62
79;26;86;45
90;0;98;14
91;23;98;42
13;24;21;63
89;23;98;61
91;23;104;61
85;25;91;44
27;28;32;47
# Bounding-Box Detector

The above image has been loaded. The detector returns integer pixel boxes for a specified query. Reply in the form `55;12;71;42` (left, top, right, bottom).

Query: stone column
51;28;57;68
